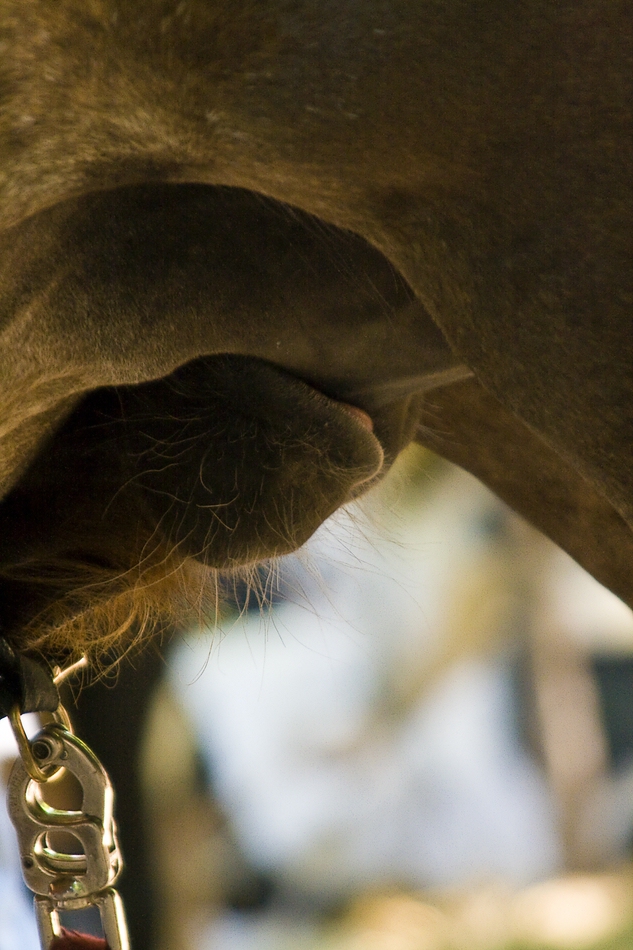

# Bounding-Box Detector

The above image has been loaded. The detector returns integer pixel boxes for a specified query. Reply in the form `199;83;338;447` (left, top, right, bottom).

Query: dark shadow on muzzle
0;356;391;579
109;354;386;565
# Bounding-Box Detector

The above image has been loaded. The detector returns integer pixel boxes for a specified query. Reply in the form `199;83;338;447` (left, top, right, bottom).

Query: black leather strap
0;636;59;719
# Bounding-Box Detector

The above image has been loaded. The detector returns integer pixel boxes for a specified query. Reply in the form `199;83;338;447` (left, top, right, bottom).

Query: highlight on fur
0;548;215;672
1;551;305;678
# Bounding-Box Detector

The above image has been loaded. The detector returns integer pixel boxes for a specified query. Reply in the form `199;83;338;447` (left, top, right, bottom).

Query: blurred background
3;446;633;950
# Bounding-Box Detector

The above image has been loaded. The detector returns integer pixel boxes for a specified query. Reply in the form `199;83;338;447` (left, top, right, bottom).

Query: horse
0;0;631;662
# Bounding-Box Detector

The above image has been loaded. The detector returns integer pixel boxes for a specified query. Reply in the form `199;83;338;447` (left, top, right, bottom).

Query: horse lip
291;364;473;430
280;369;377;433
311;385;376;433
334;401;374;432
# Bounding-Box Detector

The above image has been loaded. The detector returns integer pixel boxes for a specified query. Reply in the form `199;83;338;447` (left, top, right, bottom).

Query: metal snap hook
7;720;129;950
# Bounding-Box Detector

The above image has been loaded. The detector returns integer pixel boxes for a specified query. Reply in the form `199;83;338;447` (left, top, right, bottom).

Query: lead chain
6;700;130;950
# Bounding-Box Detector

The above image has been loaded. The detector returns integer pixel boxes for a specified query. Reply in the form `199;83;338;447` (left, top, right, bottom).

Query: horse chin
0;355;422;658
115;356;388;567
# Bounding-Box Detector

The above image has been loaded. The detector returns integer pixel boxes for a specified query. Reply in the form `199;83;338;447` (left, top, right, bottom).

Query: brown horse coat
0;0;631;653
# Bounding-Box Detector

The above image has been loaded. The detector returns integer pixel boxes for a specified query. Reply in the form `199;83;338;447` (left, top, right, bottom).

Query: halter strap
0;635;60;719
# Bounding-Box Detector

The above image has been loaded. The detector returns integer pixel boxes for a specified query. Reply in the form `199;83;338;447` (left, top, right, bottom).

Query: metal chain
6;657;130;950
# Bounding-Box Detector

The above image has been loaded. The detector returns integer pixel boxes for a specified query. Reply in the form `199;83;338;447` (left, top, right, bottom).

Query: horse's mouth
334;401;374;432
0;355;429;657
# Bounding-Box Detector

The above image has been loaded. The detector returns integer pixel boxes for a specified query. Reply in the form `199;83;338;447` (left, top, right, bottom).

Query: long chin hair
1;546;219;674
1;538;292;677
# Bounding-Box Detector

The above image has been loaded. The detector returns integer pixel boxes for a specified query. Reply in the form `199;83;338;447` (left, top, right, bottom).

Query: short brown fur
0;0;631;660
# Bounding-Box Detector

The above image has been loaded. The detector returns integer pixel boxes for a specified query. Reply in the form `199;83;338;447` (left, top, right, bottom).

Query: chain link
6;700;130;949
